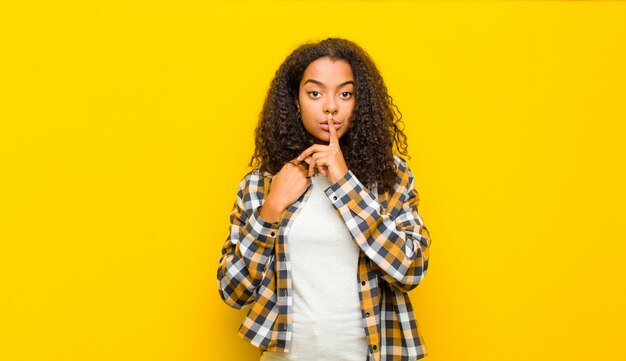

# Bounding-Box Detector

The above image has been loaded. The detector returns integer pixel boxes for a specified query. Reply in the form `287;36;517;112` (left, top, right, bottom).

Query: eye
307;91;321;98
340;91;353;99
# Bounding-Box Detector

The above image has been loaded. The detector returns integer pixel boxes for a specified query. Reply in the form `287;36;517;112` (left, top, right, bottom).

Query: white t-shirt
260;173;368;361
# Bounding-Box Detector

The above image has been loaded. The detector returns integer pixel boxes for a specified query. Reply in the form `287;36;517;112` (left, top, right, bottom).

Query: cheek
345;104;355;122
344;100;355;114
301;100;319;114
349;100;356;111
300;104;319;123
300;112;319;132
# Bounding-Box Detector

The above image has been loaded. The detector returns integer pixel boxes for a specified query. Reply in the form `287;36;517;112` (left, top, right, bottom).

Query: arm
216;172;280;309
324;158;431;292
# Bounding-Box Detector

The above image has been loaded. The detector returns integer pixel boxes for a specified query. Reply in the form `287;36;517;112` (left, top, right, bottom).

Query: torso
260;173;368;361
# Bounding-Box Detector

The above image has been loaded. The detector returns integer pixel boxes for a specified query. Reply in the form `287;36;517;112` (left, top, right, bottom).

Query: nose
324;98;338;116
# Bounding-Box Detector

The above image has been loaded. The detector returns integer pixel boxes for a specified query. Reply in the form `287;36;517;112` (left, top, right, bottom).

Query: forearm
360;211;430;292
217;206;280;308
325;167;431;292
259;194;287;223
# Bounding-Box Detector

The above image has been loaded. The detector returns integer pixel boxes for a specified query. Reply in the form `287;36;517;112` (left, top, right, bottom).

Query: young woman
217;38;432;361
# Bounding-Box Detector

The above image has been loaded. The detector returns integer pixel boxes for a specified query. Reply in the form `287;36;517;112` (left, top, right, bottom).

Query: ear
295;99;300;112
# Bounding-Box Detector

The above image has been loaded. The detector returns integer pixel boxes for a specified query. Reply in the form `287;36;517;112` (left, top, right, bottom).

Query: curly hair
249;37;410;193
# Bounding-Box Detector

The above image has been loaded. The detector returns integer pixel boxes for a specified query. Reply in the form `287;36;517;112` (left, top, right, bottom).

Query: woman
217;38;431;361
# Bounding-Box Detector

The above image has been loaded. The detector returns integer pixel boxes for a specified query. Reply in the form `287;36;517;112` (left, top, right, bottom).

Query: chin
313;137;329;144
311;135;327;144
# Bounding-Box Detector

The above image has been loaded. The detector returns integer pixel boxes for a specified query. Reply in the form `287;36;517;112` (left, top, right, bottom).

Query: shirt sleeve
324;158;431;292
217;172;280;309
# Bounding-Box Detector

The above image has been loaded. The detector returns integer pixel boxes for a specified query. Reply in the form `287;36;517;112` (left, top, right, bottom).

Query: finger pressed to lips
320;122;341;131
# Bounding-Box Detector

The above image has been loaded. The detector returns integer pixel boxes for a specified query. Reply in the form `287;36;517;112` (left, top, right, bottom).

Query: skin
259;57;354;223
295;57;355;146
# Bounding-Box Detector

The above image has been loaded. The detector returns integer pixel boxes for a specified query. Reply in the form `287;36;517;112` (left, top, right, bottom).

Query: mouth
320;120;341;131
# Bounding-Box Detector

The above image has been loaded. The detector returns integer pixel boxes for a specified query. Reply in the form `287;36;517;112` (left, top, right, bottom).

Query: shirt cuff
324;169;357;207
324;170;382;223
242;207;280;246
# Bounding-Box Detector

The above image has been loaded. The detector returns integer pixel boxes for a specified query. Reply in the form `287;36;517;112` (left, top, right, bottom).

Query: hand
264;157;312;213
297;116;349;184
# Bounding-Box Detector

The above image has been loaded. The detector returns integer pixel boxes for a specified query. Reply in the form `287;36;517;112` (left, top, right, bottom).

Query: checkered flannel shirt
217;155;431;361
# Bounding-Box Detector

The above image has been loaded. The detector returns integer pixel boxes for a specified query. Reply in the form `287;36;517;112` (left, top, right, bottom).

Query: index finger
289;156;304;165
297;144;325;162
327;116;340;147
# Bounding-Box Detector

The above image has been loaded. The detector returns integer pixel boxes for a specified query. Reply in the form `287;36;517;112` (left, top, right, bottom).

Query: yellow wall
1;1;625;360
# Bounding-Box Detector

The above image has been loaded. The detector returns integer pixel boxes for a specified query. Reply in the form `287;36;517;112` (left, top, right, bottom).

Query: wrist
266;193;288;211
260;195;286;223
331;166;349;184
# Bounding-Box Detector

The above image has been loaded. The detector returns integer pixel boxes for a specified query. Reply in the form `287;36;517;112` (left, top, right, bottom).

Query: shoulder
388;154;421;207
391;154;414;187
235;168;273;200
392;154;409;174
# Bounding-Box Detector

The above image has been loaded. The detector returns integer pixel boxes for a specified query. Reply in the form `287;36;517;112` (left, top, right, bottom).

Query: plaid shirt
217;155;431;361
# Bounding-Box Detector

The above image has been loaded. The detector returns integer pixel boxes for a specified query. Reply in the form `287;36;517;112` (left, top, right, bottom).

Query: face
296;57;355;144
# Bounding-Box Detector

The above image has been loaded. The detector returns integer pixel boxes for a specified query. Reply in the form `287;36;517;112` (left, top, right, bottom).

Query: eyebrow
303;79;355;87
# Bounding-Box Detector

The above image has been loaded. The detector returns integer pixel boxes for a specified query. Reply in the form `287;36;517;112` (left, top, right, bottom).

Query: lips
320;121;341;130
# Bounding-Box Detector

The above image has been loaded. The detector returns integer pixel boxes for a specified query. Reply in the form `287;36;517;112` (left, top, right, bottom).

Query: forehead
301;57;354;85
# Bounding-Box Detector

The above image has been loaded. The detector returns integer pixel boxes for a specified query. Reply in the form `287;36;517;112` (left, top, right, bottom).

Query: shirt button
361;281;366;286
270;231;276;237
365;312;370;317
332;195;338;201
372;345;378;351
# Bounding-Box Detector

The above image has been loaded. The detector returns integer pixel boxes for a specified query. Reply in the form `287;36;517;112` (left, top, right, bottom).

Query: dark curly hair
249;37;410;193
